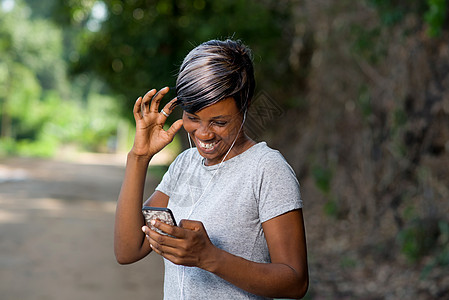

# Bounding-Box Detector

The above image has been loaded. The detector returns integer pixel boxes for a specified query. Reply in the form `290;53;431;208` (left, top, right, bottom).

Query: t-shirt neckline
198;141;266;170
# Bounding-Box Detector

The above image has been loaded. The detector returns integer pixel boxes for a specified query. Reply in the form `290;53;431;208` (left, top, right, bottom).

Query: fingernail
141;226;146;232
150;220;156;226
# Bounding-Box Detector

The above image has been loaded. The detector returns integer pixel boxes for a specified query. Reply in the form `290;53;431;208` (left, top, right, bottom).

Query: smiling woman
114;39;309;300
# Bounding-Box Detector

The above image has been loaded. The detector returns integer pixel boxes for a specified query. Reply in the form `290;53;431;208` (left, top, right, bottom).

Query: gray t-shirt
155;142;302;299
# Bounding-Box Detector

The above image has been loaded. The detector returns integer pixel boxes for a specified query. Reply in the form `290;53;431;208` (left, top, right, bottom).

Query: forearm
205;247;308;299
114;152;152;264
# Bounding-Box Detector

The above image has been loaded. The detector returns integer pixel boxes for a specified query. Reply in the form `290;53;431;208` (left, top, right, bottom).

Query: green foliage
421;220;449;278
51;0;291;114
357;86;373;119
2;0;291;157
393;108;407;128
0;1;127;157
312;165;332;194
424;0;448;37
351;26;386;64
15;135;59;157
340;255;358;269
1;89;125;157
0;137;15;156
312;165;342;219
1;0;63;145
323;198;340;219
397;218;441;263
0;2;67;93
368;0;448;38
368;0;410;25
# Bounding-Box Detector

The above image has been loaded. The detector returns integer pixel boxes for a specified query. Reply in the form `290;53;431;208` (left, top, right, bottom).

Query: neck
204;132;255;166
233;133;256;154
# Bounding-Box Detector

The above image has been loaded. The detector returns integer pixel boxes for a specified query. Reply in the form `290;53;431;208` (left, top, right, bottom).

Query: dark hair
174;39;255;114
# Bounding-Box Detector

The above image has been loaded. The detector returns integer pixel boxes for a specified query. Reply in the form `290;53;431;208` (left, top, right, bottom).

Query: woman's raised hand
132;87;183;159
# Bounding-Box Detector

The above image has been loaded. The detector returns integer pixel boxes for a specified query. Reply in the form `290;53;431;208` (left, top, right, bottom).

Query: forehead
189;97;239;118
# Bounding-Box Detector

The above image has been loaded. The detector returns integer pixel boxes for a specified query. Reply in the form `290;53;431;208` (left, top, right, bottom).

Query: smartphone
142;206;177;236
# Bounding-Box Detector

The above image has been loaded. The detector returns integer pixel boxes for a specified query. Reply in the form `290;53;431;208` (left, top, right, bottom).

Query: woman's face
182;97;246;166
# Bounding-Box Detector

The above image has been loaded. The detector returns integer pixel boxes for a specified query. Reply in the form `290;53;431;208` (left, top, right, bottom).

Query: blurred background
1;0;448;299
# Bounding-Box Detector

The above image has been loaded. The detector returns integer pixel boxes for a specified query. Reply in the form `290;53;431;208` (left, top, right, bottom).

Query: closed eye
212;121;228;127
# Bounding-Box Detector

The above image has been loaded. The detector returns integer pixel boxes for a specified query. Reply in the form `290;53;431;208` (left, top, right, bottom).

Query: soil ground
0;154;165;300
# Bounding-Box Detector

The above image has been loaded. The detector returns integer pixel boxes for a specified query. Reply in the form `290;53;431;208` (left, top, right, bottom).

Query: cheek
216;127;232;138
223;123;241;139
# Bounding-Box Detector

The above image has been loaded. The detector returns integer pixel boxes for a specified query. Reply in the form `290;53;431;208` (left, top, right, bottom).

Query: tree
0;1;66;138
50;0;292;113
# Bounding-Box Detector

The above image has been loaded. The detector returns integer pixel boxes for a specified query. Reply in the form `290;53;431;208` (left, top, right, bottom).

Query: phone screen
142;206;177;236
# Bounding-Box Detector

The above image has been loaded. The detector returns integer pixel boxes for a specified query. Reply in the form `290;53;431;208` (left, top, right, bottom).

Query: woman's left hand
142;219;219;270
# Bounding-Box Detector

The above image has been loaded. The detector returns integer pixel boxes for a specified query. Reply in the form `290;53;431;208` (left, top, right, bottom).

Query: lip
195;137;220;154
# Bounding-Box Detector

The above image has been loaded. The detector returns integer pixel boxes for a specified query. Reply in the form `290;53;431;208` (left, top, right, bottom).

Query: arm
114;160;168;264
213;209;308;298
114;87;183;264
145;209;308;299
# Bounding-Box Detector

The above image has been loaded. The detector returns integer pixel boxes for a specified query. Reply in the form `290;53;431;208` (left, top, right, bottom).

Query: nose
195;121;214;140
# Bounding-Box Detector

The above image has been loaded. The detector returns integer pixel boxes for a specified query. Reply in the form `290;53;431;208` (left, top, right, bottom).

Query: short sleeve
257;150;302;223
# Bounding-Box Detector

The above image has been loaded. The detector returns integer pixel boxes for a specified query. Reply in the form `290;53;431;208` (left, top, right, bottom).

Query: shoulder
240;142;283;163
252;143;303;221
251;142;296;176
163;147;199;178
237;142;299;191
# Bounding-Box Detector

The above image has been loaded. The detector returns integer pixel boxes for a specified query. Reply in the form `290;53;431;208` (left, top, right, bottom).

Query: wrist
127;150;153;164
201;245;224;274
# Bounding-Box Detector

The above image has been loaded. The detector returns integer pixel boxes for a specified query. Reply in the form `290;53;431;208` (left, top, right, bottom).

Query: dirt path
0;155;164;300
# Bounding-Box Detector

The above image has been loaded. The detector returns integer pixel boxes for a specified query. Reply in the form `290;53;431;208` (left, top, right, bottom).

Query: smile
197;139;218;151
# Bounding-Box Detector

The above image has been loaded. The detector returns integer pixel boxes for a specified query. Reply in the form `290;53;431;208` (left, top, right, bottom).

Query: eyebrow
188;112;233;120
211;115;232;120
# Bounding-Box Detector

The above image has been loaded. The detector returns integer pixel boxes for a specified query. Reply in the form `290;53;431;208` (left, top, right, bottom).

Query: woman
114;39;308;299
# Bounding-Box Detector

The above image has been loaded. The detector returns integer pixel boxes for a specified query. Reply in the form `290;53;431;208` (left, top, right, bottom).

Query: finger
149;87;170;113
147;229;181;256
142;225;153;243
150;245;184;266
141;89;157;115
146;234;164;255
179;219;204;232
166;119;184;140
147;234;186;259
143;225;171;251
133;97;143;120
142;225;150;235
152;219;185;239
159;97;178;120
147;238;179;263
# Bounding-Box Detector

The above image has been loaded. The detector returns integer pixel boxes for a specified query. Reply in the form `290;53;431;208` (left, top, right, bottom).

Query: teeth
198;140;216;150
